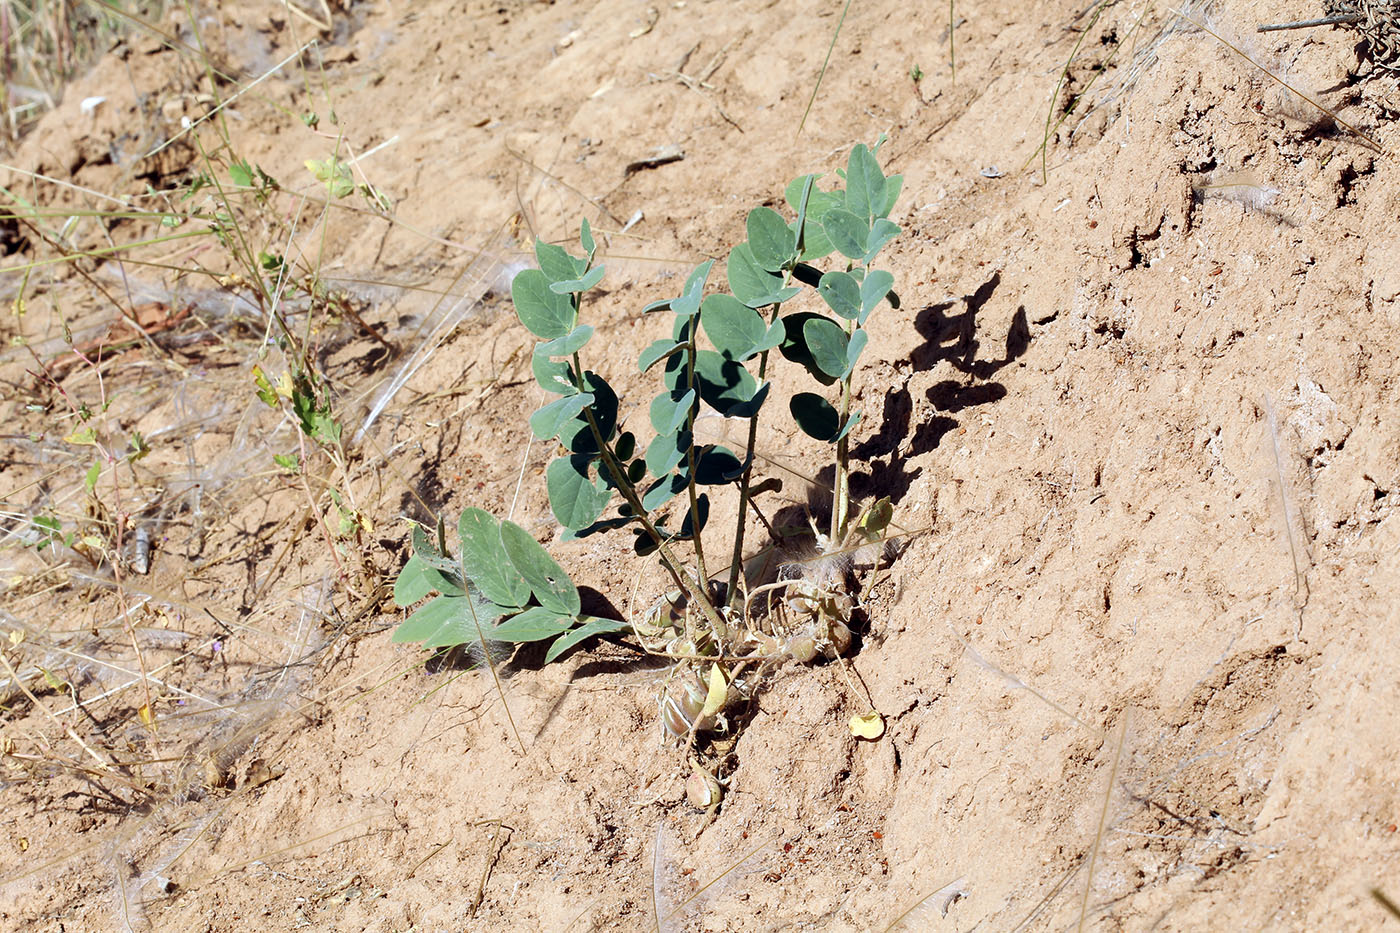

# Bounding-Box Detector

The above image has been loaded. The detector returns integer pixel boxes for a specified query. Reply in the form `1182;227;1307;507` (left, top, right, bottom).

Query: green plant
392;138;904;758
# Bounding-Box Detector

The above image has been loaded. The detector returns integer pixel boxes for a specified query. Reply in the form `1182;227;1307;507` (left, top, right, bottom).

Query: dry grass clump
1;0;171;143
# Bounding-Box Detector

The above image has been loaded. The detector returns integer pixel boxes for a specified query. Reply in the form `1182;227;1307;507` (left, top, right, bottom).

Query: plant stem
830;322;855;545
572;354;729;640
681;321;709;585
724;303;783;610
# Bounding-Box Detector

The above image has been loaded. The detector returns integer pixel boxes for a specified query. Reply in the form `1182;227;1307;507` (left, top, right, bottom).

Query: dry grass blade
1172;8;1384;152
1076;713;1128;931
884;875;969;930
651;821;678;933
1262;391;1311;635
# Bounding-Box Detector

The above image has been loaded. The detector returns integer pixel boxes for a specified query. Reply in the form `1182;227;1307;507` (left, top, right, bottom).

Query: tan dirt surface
2;0;1398;930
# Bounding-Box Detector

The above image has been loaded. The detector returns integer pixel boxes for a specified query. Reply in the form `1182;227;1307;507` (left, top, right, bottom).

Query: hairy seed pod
661;676;709;738
667;636;698;657
686;769;722;809
748;632;782;657
827;619;852;656
788;633;819;664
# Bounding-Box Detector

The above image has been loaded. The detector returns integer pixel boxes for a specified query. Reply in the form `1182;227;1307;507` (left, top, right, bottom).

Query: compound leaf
490;606;575;643
545;616;631;663
548;265;605;294
530;392;594;441
546;455;612;531
803;316;850;378
512;269;575;339
701;293;776;361
859;269;894;322
535;240;584;284
500;520;580;616
845;143;887;222
532;348;575;394
864;218;900;263
746;206;796;271
728;242;800;308
822;209;870;261
818;270;861;320
459;508;530;608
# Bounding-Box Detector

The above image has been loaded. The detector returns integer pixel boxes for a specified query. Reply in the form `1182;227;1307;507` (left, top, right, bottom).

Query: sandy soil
2;0;1399;929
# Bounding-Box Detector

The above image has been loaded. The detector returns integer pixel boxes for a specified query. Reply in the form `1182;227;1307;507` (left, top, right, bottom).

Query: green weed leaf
817;270;861;320
822;209;871;261
512;269;576;339
701;294;782;361
803;316;850;378
545;617;631;663
549;265;606;294
650;388;696;435
728;243;800;308
490;606;575;642
746;206;796;272
532;349;575;394
535;241;585;284
500;520;580;616
546;456;612;531
252;365;278;407
459;508;531;608
305;156;354;198
859;269;894;322
845;143;887;222
229;160;255;188
864;218;901;263
639;338;681;373
530;392;595;441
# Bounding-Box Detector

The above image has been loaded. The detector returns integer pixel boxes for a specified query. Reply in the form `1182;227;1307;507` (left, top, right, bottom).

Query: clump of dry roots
630;498;899;809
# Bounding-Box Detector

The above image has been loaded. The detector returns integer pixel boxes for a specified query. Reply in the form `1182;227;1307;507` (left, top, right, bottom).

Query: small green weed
392;139;906;780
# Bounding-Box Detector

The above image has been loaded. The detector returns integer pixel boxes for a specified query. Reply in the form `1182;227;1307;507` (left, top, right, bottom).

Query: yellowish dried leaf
849;711;885;740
